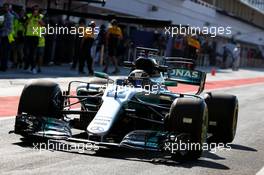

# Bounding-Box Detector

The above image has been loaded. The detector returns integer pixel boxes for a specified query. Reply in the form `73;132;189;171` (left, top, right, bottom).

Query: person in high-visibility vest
186;35;200;63
12;8;25;69
24;5;44;74
0;3;13;72
36;27;45;73
79;21;96;75
104;19;123;74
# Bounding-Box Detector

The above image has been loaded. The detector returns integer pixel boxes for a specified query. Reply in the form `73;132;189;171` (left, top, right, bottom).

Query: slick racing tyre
205;92;238;143
17;80;63;117
165;97;208;161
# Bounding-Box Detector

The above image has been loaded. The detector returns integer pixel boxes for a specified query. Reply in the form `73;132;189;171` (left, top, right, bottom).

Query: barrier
240;57;264;68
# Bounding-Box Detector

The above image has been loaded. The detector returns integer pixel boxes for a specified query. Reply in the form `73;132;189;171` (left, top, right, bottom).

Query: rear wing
135;47;159;59
164;57;195;70
167;68;206;94
164;57;206;94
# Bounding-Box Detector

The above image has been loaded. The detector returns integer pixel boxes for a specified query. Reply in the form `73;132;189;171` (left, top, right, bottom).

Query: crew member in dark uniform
79;21;96;75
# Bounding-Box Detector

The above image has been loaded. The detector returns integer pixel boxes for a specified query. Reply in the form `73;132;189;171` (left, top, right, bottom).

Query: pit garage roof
44;0;172;27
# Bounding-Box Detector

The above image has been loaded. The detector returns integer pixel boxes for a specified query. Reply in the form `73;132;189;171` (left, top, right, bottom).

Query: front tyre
15;80;64;137
17;80;63;117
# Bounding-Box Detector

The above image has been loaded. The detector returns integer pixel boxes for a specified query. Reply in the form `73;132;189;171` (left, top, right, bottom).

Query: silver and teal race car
14;47;238;161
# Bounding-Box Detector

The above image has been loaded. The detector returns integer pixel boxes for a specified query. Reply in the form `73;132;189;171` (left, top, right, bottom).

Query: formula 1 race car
14;47;238;161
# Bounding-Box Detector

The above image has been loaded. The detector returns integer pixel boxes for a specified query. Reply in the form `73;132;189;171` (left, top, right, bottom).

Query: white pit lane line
256;166;264;175
184;82;264;94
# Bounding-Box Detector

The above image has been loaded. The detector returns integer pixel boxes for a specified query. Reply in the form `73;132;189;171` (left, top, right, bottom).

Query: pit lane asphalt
0;83;264;175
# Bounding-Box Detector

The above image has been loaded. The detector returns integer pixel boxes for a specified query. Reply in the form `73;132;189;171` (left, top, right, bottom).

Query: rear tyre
205;93;238;143
165;97;208;161
17;80;63;117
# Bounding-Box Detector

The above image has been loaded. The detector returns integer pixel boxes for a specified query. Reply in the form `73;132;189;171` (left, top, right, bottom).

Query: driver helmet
128;70;149;87
128;69;149;80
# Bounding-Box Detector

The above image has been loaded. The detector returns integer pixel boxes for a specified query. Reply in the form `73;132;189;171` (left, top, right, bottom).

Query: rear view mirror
123;61;135;68
94;72;109;79
164;79;178;86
